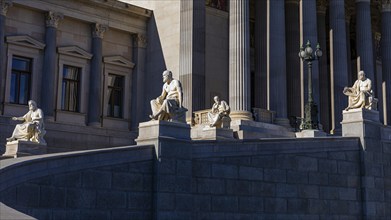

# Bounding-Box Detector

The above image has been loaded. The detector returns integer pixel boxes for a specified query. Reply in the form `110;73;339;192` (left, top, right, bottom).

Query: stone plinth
230;120;295;139
191;126;234;140
295;129;327;138
341;108;381;149
136;120;191;147
2;140;47;158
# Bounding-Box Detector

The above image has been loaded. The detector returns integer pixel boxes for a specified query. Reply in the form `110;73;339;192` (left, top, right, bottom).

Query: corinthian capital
45;11;63;28
317;0;327;14
92;23;108;39
133;34;147;48
383;0;391;12
1;0;12;16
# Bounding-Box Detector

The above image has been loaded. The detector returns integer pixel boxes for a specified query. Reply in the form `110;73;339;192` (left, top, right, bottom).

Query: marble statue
6;100;46;144
149;70;187;122
207;96;231;128
343;70;376;111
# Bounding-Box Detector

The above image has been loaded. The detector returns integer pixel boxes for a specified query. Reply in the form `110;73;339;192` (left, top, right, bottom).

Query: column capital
45;11;63;28
0;0;12;16
133;34;147;48
345;5;354;23
92;23;108;39
317;0;327;14
382;0;391;12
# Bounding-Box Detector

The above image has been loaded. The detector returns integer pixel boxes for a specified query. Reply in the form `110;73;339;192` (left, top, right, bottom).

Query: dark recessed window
107;74;124;118
61;65;80;112
10;56;32;105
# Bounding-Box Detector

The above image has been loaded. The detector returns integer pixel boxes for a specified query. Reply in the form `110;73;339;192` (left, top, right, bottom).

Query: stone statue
6;100;46;144
149;70;187;122
343;70;377;111
207;96;231;128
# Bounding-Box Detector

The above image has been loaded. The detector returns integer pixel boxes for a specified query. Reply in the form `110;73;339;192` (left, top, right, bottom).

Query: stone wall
1;129;391;219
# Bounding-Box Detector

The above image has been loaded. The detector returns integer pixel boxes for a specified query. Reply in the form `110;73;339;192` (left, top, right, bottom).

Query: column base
191;126;234;140
230;111;253;121
295;129;327;138
274;117;292;129
230;120;295;139
1;140;47;158
88;122;101;127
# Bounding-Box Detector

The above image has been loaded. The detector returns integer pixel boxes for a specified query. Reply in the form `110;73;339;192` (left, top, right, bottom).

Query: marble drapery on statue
343;70;377;111
150;70;187;122
207;96;231;128
6;100;46;144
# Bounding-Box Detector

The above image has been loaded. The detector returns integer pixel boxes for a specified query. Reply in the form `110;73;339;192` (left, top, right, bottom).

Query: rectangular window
61;65;80;112
10;56;32;105
107;74;124;118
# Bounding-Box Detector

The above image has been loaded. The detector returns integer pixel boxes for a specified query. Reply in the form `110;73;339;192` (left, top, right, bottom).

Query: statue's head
358;70;366;81
28;100;37;111
213;96;220;104
162;70;173;83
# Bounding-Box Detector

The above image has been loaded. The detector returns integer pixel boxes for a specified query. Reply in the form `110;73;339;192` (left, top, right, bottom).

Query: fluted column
285;0;301;119
131;34;147;130
329;0;349;134
356;0;375;81
0;0;11;114
317;0;330;132
254;0;267;109
345;4;354;83
179;0;205;123
267;0;288;125
41;11;63;119
229;0;252;121
88;23;107;126
382;0;391;125
300;0;320;118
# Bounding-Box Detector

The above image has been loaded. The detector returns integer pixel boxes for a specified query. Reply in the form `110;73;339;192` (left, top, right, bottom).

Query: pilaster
88;23;108;126
229;0;252;121
0;0;12;114
131;33;147;130
41;11;63;120
179;0;205;123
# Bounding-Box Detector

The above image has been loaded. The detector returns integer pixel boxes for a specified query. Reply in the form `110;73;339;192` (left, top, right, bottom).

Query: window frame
9;56;33;105
61;64;81;112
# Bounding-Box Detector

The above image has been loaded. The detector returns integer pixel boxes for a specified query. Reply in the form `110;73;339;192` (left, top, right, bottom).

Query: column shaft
267;0;287;121
254;0;267;109
317;2;330;132
88;25;105;126
329;0;349;133
301;0;320;114
179;0;205;122
356;0;375;81
229;0;252;120
285;0;301;119
41;26;57;118
382;3;391;125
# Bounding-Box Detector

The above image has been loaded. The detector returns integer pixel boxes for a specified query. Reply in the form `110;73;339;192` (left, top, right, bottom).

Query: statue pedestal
295;129;327;138
136;120;191;147
2;140;47;158
191;126;234;140
341;108;381;149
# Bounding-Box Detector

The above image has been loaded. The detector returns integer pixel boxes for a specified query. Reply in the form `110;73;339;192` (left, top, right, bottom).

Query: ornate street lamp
298;40;322;130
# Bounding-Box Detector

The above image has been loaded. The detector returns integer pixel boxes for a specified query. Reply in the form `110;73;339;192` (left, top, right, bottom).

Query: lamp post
299;40;322;130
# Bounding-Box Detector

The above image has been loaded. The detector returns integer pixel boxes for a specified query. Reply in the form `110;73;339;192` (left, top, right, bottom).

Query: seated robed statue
207;96;231;128
149;70;187;122
6;100;46;144
343;70;377;111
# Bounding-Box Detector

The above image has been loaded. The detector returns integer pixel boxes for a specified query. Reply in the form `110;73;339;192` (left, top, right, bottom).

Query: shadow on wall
142;13;166;122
